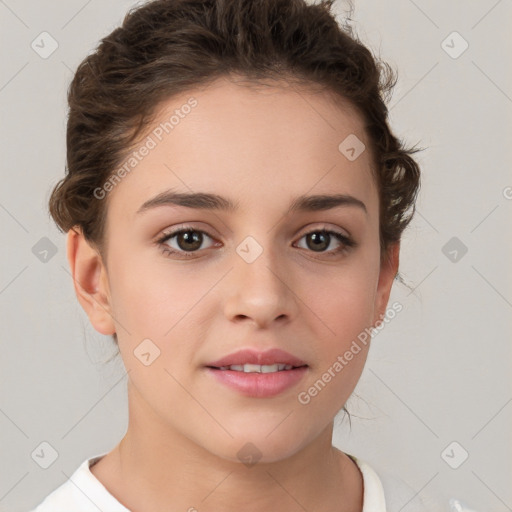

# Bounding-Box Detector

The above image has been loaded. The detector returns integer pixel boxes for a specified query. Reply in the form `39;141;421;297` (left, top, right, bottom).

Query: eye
295;228;356;257
156;226;218;259
155;225;356;259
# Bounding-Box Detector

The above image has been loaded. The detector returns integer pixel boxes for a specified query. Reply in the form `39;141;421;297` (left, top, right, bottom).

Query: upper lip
206;348;308;368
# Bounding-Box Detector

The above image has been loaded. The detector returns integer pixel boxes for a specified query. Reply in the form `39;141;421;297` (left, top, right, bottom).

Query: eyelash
155;224;357;260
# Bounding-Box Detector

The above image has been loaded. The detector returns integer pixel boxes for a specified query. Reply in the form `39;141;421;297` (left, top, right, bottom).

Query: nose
223;239;298;328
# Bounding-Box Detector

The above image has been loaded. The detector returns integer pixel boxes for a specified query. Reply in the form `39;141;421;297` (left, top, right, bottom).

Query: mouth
206;347;307;368
204;348;309;398
206;363;307;372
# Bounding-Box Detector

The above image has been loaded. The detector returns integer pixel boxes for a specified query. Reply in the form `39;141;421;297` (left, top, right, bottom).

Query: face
69;76;398;464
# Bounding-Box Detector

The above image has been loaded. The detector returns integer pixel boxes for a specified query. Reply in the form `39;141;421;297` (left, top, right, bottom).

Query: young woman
30;0;452;510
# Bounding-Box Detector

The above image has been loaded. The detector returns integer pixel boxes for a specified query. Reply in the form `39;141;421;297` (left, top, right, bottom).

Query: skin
67;75;399;512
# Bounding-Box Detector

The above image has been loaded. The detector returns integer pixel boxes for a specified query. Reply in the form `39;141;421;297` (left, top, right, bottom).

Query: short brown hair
49;0;422;345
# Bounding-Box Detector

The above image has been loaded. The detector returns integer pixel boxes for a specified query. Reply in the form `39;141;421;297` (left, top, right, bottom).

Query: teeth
219;363;296;373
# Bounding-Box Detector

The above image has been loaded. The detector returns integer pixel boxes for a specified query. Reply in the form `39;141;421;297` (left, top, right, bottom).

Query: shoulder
28;453;130;512
349;454;447;512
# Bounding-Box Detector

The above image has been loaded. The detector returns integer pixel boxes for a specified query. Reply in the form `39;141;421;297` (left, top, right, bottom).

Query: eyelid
297;222;350;239
154;222;217;242
155;225;217;247
156;221;350;241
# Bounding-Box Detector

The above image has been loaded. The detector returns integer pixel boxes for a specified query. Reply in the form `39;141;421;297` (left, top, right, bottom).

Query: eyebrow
136;190;367;216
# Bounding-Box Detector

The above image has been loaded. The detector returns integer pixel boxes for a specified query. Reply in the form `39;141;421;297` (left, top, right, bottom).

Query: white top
29;452;446;512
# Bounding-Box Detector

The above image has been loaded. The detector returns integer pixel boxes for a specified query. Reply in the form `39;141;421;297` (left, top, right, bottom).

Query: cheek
299;259;377;406
108;254;204;339
311;265;378;344
314;289;373;383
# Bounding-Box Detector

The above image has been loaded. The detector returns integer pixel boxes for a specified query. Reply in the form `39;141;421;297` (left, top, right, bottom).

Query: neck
93;384;363;512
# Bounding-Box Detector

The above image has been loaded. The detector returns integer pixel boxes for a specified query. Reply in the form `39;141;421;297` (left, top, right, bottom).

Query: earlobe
372;242;400;327
66;227;116;336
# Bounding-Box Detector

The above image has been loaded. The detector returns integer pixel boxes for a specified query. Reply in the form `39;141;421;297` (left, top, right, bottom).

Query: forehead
105;76;377;220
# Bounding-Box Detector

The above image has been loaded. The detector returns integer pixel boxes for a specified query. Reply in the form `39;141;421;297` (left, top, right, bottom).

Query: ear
372;241;400;327
66;227;116;336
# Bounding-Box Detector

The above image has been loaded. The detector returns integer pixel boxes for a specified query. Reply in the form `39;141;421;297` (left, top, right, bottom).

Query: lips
204;348;308;398
206;348;307;368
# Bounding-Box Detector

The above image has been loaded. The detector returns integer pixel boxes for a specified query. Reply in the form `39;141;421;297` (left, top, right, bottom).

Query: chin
198;420;318;466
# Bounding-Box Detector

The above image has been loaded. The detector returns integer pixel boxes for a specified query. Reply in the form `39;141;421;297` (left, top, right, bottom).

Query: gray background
1;1;511;511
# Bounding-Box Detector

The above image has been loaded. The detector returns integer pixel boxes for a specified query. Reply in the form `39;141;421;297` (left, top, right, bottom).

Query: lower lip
205;367;308;398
